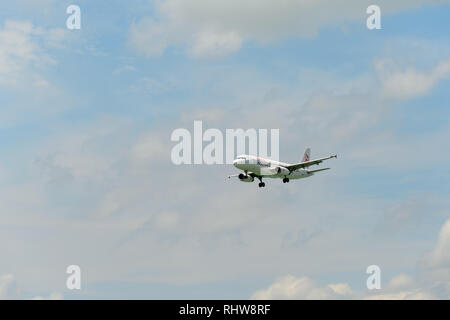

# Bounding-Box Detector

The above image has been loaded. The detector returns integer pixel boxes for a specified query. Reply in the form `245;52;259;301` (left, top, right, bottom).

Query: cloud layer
253;219;450;299
1;1;450;298
129;0;449;58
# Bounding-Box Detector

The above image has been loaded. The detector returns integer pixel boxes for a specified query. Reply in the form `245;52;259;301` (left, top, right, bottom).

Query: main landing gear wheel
283;177;290;183
257;177;265;188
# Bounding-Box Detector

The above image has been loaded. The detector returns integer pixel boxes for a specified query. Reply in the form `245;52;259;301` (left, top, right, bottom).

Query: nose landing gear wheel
283;177;290;183
258;182;265;188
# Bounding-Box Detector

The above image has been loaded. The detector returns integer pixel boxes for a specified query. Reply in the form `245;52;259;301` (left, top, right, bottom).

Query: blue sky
0;0;450;299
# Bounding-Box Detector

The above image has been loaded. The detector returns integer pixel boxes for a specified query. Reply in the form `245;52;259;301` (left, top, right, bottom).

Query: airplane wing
285;154;337;172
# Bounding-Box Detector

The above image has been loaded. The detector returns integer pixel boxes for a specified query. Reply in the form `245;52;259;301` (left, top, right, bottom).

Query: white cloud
44;28;71;49
253;220;450;300
129;18;170;57
131;132;169;165
421;219;450;284
386;274;414;291
32;292;63;300
425;220;450;268
0;274;19;299
0;20;40;84
0;273;62;300
112;65;136;75
365;290;436;300
251;274;440;300
328;283;354;296
376;58;450;100
129;0;449;58
188;30;243;58
251;275;353;299
154;212;181;231
0;20;69;88
366;220;450;299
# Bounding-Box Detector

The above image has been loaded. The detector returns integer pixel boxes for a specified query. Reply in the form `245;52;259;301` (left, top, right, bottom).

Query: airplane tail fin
302;148;311;165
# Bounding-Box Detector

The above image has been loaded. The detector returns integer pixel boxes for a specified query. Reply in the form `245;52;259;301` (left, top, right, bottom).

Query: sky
0;0;450;299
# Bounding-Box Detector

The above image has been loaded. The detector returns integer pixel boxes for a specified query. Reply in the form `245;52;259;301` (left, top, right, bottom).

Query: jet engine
238;173;254;182
275;166;290;176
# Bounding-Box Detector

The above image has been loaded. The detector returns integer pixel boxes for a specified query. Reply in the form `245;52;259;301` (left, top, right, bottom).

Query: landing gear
283;177;290;183
257;177;265;188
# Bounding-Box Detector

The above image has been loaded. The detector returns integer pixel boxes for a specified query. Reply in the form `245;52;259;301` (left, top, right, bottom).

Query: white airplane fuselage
233;155;313;180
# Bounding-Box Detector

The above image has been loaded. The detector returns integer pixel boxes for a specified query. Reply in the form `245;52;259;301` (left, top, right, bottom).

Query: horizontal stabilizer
309;168;330;173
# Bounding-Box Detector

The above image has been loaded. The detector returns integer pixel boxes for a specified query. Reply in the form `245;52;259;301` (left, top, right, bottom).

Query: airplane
228;148;337;187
